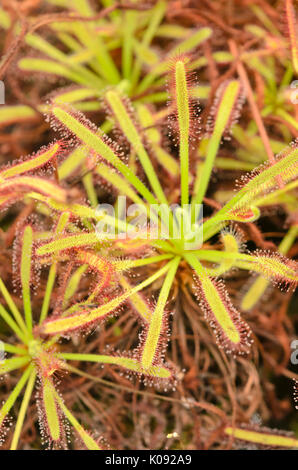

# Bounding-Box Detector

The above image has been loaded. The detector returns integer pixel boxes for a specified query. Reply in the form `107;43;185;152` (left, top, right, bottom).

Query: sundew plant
0;0;298;451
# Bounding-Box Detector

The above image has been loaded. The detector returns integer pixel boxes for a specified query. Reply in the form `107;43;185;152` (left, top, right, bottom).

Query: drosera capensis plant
34;61;298;353
0;1;298;450
4;56;295;441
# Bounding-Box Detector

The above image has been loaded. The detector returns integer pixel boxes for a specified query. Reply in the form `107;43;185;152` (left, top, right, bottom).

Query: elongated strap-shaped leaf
192;80;242;208
70;13;120;84
59;353;173;380
19;57;103;89
50;103;158;206
0;364;33;428
203;144;298;240
119;276;152;323
26;33;73;62
230;146;298;212
41;262;172;335
18;58;85;84
55;394;103;450
119;254;174;270
82;166;97;207
0;276;27;336
0;303;28;343
105;89;167;205
0;356;30;375
171;58;191;206
10;369;36;450
122;6;138;80
224;425;298;448
0;105;37;126
235;251;298;290
155;24;189;39
37;233;100;257
21;226;34;336
141;257;180;369
197;247;298;291
40;377;63;444
30;194;119;228
185;253;252;355
63;265;88;308
285;0;298;75
0;142;62;180
136;104;179;177
241;226;298;311
0;176;66;202
39;212;71;325
2;343;27;355
25;33;83;66
53;87;98;106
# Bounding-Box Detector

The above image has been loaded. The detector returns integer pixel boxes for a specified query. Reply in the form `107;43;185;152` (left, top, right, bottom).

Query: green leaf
0;364;34;428
141;257;180;369
21;226;34;336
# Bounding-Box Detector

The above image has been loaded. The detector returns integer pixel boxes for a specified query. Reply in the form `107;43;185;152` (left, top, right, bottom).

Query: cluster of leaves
0;0;297;450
